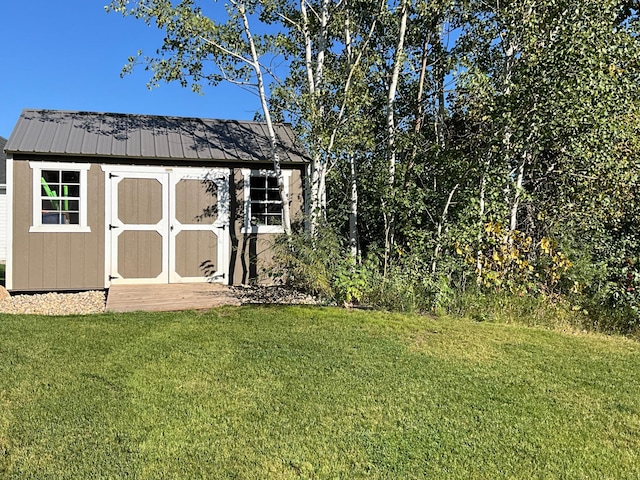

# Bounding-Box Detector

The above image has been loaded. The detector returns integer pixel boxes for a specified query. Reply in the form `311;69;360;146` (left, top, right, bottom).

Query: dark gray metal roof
5;109;309;164
0;136;7;184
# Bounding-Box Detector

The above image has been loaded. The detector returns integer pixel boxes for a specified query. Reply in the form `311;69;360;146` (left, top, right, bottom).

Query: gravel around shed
0;291;107;315
0;286;318;315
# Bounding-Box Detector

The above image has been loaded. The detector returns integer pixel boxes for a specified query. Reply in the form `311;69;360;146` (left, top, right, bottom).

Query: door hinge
109;173;119;179
216;224;226;230
109;224;119;230
108;275;119;281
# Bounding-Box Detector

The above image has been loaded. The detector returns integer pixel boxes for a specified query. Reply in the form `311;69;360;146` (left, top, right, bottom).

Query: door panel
174;178;218;223
169;169;229;283
174;230;218;278
109;172;170;285
107;167;229;285
118;230;164;279
118;178;164;225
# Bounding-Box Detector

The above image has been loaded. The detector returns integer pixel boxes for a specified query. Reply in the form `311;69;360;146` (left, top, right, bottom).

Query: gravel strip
230;285;319;305
0;291;106;315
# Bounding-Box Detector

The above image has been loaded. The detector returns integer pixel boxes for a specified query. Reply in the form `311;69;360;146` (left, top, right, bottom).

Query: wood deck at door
106;283;241;312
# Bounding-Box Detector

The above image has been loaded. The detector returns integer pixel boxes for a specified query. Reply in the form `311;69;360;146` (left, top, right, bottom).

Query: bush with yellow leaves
458;222;572;295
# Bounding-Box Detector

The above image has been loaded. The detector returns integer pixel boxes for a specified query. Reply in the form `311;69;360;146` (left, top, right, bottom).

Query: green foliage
271;229;440;313
465;222;538;294
567;248;640;333
106;0;283;92
332;256;373;305
354;254;453;314
445;289;584;331
457;222;573;296
269;224;342;300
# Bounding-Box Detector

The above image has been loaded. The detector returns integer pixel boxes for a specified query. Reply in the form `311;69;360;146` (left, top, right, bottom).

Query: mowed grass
1;306;640;479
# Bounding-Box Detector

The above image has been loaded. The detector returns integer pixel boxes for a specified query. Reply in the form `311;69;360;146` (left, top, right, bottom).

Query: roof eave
7;150;309;165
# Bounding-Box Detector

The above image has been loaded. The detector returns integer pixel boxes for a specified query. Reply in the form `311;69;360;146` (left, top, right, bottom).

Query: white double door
104;166;230;285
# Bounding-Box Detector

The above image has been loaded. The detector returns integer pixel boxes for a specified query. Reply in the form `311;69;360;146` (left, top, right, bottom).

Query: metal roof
5;109;309;164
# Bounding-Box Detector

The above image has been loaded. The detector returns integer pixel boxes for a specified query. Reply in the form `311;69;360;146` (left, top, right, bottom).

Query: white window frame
29;161;91;233
241;168;291;234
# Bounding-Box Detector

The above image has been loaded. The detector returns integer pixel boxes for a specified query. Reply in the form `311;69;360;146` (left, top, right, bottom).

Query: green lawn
1;306;640;479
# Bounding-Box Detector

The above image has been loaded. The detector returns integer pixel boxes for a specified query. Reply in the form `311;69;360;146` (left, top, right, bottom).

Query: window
250;175;282;227
40;170;80;224
242;169;291;233
30;162;91;232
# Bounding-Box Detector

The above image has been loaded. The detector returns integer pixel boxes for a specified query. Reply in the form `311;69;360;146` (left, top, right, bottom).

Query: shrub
270;224;639;336
332;256;374;305
269;224;342;300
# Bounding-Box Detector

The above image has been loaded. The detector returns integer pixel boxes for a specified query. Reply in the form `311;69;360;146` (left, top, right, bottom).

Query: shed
4;109;308;291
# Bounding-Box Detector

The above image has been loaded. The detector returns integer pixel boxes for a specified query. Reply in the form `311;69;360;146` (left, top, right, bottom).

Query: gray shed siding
0;137;7;262
11;160;105;291
230;167;305;285
10;157;306;291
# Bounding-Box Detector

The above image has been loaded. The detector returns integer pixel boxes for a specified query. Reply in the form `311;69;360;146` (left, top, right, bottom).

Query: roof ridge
18;108;294;127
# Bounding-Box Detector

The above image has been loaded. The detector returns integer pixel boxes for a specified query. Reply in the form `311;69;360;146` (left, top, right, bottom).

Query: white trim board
28;161;91;233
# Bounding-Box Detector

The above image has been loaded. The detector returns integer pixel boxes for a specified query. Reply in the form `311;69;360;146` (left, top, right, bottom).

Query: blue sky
1;0;262;138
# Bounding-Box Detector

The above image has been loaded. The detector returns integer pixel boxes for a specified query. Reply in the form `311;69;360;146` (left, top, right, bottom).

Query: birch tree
269;0;383;239
107;0;294;233
382;0;409;271
455;0;640;302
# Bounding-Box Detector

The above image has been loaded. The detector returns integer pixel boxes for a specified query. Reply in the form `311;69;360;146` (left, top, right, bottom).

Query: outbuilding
4;109;308;291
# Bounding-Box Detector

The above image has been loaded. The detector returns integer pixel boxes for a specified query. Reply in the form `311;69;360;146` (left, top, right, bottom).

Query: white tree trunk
383;0;409;273
349;153;359;259
238;1;291;235
404;28;431;188
302;0;380;236
434;25;447;149
386;0;409;190
510;156;526;232
301;0;315;95
477;161;489;285
301;0;330;235
432;184;459;273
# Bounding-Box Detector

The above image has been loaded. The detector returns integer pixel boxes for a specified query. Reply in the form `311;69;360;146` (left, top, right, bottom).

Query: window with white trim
242;169;291;233
250;174;282;226
30;162;91;232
